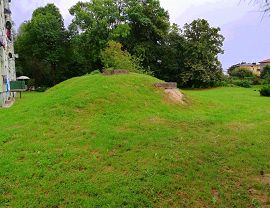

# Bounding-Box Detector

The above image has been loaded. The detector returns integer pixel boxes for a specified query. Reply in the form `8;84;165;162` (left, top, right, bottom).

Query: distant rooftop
239;62;259;66
259;58;270;64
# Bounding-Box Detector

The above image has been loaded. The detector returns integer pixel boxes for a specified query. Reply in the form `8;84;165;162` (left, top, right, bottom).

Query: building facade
238;63;261;76
259;58;270;72
0;0;16;107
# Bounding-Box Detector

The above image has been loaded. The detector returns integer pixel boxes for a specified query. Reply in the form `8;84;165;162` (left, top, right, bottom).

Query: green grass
0;73;269;207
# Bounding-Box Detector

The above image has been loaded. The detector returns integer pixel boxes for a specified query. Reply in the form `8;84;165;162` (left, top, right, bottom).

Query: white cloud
11;0;229;25
160;0;221;22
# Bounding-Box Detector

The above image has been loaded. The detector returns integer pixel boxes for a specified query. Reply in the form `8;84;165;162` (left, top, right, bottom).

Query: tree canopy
15;4;67;86
15;1;225;88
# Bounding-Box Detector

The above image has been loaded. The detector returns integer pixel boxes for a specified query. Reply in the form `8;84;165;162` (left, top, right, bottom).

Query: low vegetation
101;41;144;73
0;73;269;207
225;65;270;88
260;85;270;96
261;65;270;80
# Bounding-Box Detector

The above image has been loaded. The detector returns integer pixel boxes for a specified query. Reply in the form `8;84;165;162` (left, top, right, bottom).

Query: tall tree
69;0;127;72
16;4;67;86
69;0;170;73
120;0;170;73
155;24;185;82
179;19;225;87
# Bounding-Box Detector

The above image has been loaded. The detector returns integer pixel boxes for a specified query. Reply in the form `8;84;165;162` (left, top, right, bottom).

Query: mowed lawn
0;73;269;207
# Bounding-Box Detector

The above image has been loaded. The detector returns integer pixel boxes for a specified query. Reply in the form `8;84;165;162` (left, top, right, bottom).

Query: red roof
259;58;270;63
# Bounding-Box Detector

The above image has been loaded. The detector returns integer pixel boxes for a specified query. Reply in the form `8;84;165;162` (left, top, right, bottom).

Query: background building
0;0;16;107
259;58;270;72
238;63;261;76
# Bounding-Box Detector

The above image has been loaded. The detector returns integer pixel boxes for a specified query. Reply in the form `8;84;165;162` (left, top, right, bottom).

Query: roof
238;63;259;67
259;58;270;63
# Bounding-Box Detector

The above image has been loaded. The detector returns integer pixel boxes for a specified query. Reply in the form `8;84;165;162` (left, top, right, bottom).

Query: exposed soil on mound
164;89;184;103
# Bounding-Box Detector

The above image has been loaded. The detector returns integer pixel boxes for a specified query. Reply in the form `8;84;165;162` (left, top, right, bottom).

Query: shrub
90;70;101;75
28;79;36;87
260;85;270;97
252;77;262;85
261;79;270;85
101;41;143;73
261;65;270;79
231;79;252;88
230;68;255;79
36;86;48;92
214;80;229;87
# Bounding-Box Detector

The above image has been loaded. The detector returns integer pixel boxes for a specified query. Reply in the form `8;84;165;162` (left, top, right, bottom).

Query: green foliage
222;75;261;88
15;4;67;86
227;64;240;76
231;79;252;88
230;68;255;79
35;86;48;92
68;0;121;71
15;2;225;89
260;85;270;96
101;41;142;72
252;77;262;85
261;64;270;79
261;78;270;85
90;70;101;75
27;79;36;87
69;0;170;74
179;19;224;88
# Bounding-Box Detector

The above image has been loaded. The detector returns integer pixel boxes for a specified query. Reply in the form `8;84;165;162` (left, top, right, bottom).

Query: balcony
4;8;11;14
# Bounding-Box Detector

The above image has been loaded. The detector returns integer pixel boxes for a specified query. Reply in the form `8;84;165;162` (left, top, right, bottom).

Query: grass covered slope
0;73;270;207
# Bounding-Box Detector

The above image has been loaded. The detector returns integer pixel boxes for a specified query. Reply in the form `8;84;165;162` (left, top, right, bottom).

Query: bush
230;68;255;79
252;77;262;85
101;41;143;73
214;80;229;87
261;65;270;79
36;86;48;92
230;79;252;88
261;79;270;85
90;70;101;75
260;85;270;97
28;79;36;87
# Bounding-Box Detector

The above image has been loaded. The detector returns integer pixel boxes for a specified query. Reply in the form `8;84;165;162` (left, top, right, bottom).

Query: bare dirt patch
211;189;220;201
248;188;269;206
227;122;256;132
261;174;270;186
248;174;270;206
164;89;185;103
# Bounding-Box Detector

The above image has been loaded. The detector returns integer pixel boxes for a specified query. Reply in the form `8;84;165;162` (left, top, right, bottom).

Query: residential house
0;0;16;107
237;62;261;76
259;58;270;72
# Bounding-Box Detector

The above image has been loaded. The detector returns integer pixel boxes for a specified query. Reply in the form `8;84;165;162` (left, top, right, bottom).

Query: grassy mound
0;73;269;207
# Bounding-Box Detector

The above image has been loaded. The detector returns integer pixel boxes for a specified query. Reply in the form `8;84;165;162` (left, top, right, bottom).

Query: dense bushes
101;41;143;73
231;79;252;88
230;68;255;79
261;65;270;81
260;85;270;97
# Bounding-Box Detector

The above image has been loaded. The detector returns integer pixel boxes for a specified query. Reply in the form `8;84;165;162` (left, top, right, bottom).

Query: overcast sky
10;0;270;70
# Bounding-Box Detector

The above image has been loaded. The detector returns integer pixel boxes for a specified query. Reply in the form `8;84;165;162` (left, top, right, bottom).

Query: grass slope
0;73;269;207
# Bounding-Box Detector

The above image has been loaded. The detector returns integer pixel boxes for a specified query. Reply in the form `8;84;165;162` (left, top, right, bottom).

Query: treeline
15;0;225;88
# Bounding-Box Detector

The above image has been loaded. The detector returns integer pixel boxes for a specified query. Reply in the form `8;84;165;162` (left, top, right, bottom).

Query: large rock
154;82;177;89
103;69;129;76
